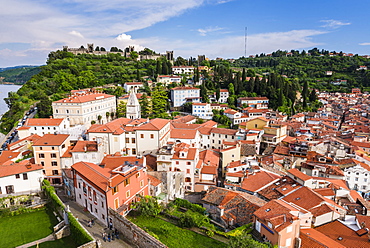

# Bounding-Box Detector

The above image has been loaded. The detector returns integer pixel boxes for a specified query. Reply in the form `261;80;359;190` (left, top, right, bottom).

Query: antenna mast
244;27;247;57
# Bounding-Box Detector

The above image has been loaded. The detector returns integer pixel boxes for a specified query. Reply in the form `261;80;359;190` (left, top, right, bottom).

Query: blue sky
1;0;369;67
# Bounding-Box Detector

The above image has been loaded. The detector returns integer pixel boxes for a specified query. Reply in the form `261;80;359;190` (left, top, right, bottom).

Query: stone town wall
108;208;167;248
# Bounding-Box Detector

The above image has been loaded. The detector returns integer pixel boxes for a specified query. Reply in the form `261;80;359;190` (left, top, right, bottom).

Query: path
16;234;55;248
57;190;132;248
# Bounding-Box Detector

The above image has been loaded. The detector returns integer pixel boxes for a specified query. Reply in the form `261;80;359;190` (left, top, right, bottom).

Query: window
176;161;179;165
78;182;81;189
93;191;97;202
124;178;130;186
126;190;130;198
285;238;292;247
15;174;20;179
140;180;144;187
365;178;368;182
132;148;136;155
51;161;58;167
140;134;144;138
52;170;58;175
39;153;45;158
23;173;28;180
126;138;129;143
62;144;65;149
187;162;191;165
52;147;55;150
185;177;191;182
362;186;367;190
355;177;359;181
113;186;118;194
136;172;140;178
150;134;154;139
132;138;136;143
286;226;293;233
186;169;190;174
6;185;14;194
42;170;45;174
114;137;118;142
51;153;57;158
41;161;44;166
40;147;43;150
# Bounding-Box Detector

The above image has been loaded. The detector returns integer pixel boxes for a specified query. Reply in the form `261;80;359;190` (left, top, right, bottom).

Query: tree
132;195;162;216
116;102;127;118
151;87;169;118
106;112;110;122
110;112;115;120
97;115;102;124
228;83;235;96
309;88;317;102
139;93;150;118
228;233;270;248
215;88;221;102
36;94;52;118
130;51;139;60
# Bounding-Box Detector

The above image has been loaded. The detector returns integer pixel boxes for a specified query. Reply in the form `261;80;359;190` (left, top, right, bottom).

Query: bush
173;198;206;214
178;211;209;228
206;229;215;237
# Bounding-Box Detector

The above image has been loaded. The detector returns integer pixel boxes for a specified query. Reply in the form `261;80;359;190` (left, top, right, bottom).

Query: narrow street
56;189;132;248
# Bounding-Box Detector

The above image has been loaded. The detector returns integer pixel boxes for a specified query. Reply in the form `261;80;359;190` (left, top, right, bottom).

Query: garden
0;206;58;248
128;196;270;248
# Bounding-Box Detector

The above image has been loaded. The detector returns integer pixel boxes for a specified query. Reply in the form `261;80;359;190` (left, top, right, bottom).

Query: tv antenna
244;27;247;57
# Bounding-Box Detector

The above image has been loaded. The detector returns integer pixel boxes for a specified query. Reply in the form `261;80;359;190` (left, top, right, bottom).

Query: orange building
33;134;70;185
72;156;149;225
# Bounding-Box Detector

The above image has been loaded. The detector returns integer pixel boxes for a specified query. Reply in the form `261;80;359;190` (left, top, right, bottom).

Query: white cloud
359;42;370;46
69;31;84;38
116;34;132;41
197;26;224;36
320;19;351;29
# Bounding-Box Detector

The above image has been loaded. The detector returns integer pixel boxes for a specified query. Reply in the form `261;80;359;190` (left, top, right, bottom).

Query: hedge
42;180;93;246
67;212;94;245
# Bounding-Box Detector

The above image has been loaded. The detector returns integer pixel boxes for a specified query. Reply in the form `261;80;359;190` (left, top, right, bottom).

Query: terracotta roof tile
33;134;69;146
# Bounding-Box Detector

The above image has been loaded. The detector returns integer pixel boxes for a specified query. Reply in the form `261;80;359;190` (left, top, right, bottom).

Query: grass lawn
30;235;77;248
129;215;227;248
0;207;59;248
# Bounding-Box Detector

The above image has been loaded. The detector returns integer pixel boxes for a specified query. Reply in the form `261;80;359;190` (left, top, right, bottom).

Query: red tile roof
54;92;114;103
0;161;43;178
148;174;162;187
288;168;312;181
315;220;370;248
241;171;281;192
300;228;345;248
33;134;69;146
25;118;64;126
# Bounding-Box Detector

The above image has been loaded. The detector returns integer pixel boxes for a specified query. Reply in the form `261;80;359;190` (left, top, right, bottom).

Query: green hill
0;66;41;85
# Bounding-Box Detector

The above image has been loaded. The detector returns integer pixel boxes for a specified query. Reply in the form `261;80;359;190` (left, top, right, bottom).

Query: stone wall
108;208;167;248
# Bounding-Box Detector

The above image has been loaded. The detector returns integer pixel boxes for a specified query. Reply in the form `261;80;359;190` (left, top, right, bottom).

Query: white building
237;97;269;109
52;89;116;128
192;103;213;120
18;118;70;139
61;140;103;169
172;66;195;75
216;89;229;103
123;82;143;93
223;108;249;125
0;161;44;197
170;87;201;107
344;161;370;192
157;75;182;86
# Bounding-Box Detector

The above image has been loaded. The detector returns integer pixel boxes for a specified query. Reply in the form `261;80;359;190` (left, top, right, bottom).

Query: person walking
102;232;107;242
107;233;111;242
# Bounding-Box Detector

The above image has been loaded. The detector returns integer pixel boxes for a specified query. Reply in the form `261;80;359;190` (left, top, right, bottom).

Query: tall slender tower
126;89;141;119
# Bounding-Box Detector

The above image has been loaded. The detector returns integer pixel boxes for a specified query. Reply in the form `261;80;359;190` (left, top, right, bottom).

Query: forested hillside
1;47;369;134
0;50;172;133
0;66;41;84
